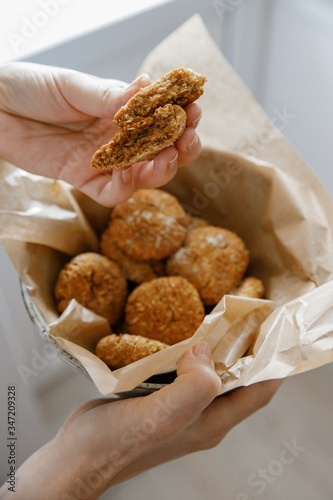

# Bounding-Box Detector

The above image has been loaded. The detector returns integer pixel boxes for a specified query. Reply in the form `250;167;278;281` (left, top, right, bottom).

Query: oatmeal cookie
95;333;168;369
114;67;207;127
91;104;186;171
125;276;205;345
232;276;265;299
166;226;250;305
109;189;189;261
100;221;165;283
54;252;127;325
91;67;206;171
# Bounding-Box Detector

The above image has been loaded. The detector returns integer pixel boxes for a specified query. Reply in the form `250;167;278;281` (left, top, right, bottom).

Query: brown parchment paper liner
1;15;333;395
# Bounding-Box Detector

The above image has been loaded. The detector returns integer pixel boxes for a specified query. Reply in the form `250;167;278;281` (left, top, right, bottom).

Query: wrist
2;434;113;500
47;434;114;499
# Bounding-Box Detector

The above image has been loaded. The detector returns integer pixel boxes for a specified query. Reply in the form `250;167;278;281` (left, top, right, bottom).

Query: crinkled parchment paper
1;15;332;395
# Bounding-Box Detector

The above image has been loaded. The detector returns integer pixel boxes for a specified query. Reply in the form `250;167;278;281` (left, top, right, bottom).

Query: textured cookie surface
166;226;250;305
91;67;206;171
95;333;168;369
109;189;190;261
54;252;128;325
125;276;205;345
91;104;186;171
114;67;207;127
100;221;165;283
232;276;265;299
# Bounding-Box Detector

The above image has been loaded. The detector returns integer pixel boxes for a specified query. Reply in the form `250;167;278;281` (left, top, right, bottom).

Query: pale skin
0;63;282;498
0;342;282;499
0;62;202;207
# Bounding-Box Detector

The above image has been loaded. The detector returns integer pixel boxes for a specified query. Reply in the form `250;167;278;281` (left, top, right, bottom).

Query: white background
0;0;175;64
1;1;333;499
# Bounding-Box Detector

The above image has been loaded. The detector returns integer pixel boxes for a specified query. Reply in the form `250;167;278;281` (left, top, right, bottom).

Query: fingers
58;342;221;482
63;74;203;206
121;74;152;102
130;147;179;189
84;125;201;207
133;342;222;449
81;73;152;118
94;73;152;118
218;379;284;430
110;378;282;486
184;102;202;128
77;168;135;207
174;126;202;167
130;127;202;190
187;378;284;451
55;70;152;120
138;379;283;458
173;103;202;167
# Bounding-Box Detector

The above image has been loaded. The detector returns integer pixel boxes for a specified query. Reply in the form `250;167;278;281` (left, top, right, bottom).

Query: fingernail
121;166;132;183
139;73;152;85
129;73;151;89
185;133;199;152
192;111;202;129
192;342;213;364
168;153;178;172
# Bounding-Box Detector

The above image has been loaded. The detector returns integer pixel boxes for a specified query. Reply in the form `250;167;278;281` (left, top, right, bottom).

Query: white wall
231;0;333;192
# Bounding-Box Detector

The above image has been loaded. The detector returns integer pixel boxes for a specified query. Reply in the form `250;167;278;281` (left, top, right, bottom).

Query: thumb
136;342;222;445
57;69;152;119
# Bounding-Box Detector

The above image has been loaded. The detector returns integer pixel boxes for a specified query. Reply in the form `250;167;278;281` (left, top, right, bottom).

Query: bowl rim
20;281;167;394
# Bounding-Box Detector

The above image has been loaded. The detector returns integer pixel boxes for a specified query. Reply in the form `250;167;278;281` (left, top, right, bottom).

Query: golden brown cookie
166;226;250;305
100;221;165;283
125;276;205;345
232;276;265;299
114;67;207;127
91;104;186;171
95;333;168;369
109;189;189;261
54;252;127;325
90;67;206;171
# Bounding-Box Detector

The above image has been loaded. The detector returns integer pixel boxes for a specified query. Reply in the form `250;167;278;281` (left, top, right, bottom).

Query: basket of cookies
2;16;333;395
52;185;265;373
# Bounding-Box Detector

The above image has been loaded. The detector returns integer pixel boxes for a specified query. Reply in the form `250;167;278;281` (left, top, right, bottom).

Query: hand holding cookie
91;68;206;171
0;63;203;207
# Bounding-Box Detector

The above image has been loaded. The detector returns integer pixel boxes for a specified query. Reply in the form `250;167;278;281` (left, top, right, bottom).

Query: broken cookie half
90;67;207;171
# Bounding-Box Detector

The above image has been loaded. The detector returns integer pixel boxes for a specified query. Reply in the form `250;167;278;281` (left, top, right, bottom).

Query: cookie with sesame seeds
125;276;205;345
109;188;190;261
100;220;165;283
166;226;250;305
231;276;265;299
95;333;169;369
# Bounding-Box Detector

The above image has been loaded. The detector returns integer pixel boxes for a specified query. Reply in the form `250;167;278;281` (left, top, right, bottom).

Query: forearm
0;436;112;500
